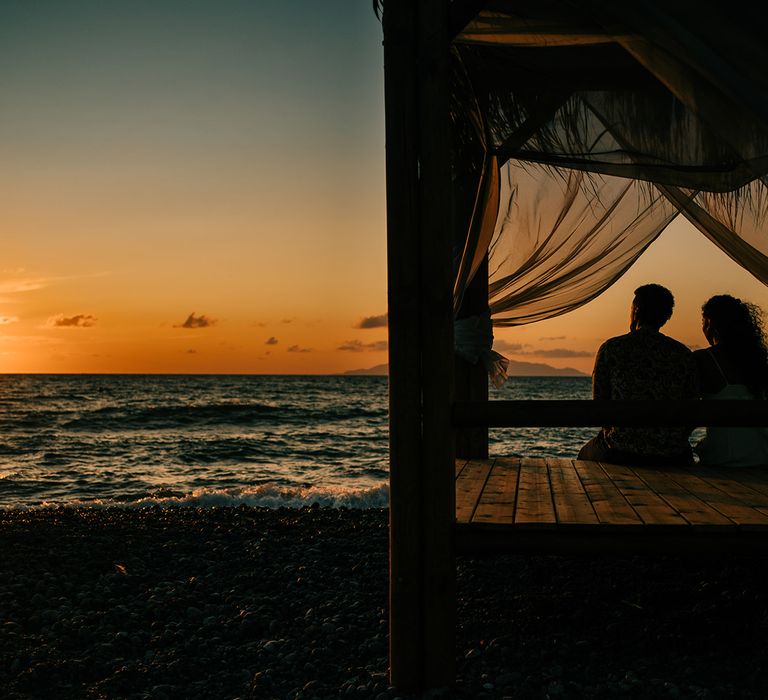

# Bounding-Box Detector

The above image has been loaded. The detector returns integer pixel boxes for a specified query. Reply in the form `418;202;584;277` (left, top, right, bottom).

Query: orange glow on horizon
2;217;768;375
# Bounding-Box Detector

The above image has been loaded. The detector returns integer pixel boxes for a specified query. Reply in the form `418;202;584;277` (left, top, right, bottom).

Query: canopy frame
383;0;768;692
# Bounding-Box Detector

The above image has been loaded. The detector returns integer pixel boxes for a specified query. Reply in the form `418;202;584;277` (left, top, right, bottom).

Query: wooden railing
453;400;768;427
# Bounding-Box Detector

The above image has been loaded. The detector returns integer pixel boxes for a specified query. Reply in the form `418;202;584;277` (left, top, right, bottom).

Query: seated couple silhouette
579;284;768;468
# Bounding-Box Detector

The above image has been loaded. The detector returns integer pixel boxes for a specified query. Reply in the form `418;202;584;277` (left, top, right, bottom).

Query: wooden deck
456;458;768;555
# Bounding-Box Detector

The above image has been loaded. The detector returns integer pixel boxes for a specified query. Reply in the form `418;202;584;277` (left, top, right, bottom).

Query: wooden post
384;0;455;692
417;0;456;689
455;255;489;459
384;0;423;691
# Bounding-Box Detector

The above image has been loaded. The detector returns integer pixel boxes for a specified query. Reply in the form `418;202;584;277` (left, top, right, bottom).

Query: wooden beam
455;526;768;555
417;0;456;689
494;92;571;166
384;0;423;692
449;0;487;39
453;399;768;427
385;0;456;692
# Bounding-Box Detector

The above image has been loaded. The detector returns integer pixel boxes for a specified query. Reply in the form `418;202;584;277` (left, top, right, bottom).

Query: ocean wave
2;413;64;431
62;402;290;431
59;401;388;432
8;483;390;511
318;406;387;421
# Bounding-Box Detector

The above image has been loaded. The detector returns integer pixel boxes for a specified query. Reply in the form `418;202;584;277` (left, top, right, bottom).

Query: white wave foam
14;482;390;510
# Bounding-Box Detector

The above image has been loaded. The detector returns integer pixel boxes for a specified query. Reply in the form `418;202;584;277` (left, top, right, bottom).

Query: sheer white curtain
450;2;768;350
487;162;680;326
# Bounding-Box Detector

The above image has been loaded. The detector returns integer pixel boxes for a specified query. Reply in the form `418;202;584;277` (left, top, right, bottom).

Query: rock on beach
0;506;768;699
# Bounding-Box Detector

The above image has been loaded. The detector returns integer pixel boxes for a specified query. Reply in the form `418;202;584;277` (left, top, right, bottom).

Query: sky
1;1;767;375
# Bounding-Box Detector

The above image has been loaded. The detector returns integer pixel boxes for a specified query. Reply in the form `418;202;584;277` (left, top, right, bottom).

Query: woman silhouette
694;294;768;466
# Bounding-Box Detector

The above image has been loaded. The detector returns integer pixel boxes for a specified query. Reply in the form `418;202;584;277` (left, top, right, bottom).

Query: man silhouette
578;284;697;466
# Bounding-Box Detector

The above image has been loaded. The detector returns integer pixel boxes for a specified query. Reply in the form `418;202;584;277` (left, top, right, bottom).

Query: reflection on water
0;374;705;508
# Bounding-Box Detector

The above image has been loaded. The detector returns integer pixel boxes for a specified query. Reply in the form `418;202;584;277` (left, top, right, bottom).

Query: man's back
593;327;697;458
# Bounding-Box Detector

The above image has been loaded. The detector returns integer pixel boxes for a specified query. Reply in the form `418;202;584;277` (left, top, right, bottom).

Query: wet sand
1;506;767;699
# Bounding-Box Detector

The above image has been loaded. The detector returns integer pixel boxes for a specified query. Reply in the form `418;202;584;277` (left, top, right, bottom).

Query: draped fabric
487;162;680;326
662;183;768;288
448;1;768;338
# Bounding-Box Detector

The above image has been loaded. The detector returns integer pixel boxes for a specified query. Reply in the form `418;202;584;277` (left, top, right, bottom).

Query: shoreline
2;506;768;699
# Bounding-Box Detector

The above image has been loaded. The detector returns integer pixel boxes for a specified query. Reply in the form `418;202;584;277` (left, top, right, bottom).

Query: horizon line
0;371;588;377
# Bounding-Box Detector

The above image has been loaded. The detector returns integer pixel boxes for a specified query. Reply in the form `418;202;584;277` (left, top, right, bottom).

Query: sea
0;374;620;510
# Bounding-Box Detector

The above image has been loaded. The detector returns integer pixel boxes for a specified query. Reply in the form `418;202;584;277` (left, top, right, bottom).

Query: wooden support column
455;255;489;459
384;0;455;692
417;0;456;689
383;0;422;690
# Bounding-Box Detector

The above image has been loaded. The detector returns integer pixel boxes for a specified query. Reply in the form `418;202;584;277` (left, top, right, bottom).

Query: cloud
0;272;110;302
282;318;294;324
540;335;566;341
338;339;389;352
287;345;312;353
48;314;97;328
494;339;592;358
355;313;388;329
493;340;527;354
0;315;19;325
535;348;593;358
175;312;216;329
339;341;365;352
0;280;47;294
265;336;278;345
185;349;197;354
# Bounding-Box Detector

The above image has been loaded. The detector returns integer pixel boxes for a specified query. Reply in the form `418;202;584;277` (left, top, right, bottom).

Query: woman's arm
693;348;726;395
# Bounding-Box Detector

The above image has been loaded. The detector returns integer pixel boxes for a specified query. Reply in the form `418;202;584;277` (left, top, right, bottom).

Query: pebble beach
2;506;768;699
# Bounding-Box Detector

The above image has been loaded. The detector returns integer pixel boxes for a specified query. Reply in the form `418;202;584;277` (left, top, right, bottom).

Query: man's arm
592;343;610;400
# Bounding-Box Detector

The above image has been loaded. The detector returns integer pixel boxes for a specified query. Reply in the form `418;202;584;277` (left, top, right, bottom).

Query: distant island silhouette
343;361;586;377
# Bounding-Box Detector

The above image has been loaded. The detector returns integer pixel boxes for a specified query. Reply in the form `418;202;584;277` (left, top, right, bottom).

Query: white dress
695;351;768;467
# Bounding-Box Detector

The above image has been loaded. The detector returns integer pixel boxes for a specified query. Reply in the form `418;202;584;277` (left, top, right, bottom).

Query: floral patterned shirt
593;327;697;457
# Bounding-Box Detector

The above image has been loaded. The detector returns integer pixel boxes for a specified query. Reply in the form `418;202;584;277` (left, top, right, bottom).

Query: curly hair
702;294;768;395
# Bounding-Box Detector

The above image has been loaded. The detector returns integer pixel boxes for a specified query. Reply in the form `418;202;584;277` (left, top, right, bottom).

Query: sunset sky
2;1;768;375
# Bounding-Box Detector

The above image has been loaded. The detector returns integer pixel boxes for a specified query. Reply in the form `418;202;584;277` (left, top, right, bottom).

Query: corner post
417;0;456;689
455;255;490;459
384;0;455;692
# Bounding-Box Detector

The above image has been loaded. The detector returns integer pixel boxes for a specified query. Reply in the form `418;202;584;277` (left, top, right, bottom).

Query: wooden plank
455;459;469;478
722;470;768;501
706;468;768;516
723;467;768;485
547;457;599;525
573;459;643;525
598;462;687;526
663;470;768;526
698;467;768;502
515;457;556;525
630;467;734;526
695;469;768;522
455;460;493;524
472;457;520;525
